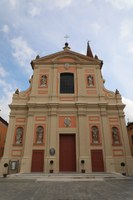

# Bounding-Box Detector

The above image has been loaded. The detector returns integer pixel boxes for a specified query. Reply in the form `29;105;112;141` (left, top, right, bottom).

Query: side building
0;43;133;175
127;122;133;156
0;117;8;159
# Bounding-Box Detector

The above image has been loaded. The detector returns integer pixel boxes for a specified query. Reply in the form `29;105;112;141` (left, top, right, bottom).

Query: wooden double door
59;134;76;172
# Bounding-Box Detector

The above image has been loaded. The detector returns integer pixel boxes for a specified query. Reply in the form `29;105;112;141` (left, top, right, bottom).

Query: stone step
2;172;130;182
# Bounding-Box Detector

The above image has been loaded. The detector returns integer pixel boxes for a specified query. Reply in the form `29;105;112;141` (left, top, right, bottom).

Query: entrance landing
3;173;130;182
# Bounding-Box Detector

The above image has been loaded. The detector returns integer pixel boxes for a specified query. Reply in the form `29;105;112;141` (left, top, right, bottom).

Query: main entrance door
59;134;76;172
91;150;104;172
31;150;44;172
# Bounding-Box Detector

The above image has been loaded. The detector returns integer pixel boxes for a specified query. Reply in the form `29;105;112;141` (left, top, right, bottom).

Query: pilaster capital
9;114;15;118
100;111;107;117
76;64;81;69
27;111;34;117
78;112;87;117
48;111;57;116
52;64;57;68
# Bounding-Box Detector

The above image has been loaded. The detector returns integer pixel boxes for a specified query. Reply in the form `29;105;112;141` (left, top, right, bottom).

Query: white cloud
105;0;133;9
120;21;133;57
120;20;131;39
0;73;15;122
122;97;133;123
127;42;133;54
90;23;102;36
1;24;10;33
10;36;36;74
0;79;11;91
28;6;41;17
53;0;72;8
31;0;73;9
86;0;93;2
120;20;133;55
0;65;8;77
0;90;13;122
9;0;18;9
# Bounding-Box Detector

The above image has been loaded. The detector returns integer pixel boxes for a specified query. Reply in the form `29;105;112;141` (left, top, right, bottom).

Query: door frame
91;149;104;172
59;133;76;172
31;150;44;172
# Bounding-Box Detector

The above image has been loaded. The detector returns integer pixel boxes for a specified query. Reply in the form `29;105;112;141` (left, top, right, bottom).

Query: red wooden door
31;150;44;172
60;134;76;172
91;150;104;172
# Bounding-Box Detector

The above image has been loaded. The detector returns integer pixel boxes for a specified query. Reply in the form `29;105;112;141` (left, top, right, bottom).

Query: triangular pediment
31;49;102;68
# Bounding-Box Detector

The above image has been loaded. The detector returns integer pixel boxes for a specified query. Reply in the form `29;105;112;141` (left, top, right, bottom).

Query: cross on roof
64;34;70;42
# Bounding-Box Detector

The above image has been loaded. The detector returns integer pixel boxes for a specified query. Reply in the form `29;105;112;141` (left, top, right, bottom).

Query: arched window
36;126;44;144
91;126;99;144
112;127;120;144
15;127;23;144
60;73;74;93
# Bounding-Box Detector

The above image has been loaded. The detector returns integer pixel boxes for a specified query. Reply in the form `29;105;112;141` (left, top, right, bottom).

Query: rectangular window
60;73;74;93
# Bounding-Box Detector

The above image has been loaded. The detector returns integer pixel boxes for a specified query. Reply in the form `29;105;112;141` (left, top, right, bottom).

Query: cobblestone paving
0;178;133;200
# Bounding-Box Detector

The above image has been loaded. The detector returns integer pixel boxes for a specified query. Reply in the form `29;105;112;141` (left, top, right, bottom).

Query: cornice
9;104;28;109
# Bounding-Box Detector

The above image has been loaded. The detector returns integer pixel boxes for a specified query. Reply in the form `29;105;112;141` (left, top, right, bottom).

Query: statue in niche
36;126;44;144
64;117;71;127
87;75;94;86
40;75;47;87
92;126;99;143
112;127;119;144
16;127;23;144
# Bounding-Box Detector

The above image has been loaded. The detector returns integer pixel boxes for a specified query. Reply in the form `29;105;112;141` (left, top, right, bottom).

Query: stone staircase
1;172;130;182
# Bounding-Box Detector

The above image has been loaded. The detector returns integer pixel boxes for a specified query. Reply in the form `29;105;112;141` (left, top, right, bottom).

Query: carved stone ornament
64;117;71;127
15;89;19;94
49;148;55;156
64;63;70;69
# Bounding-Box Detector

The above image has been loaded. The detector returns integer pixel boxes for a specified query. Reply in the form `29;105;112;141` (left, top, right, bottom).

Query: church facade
0;43;133;175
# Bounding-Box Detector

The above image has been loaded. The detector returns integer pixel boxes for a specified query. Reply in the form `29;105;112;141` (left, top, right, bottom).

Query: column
77;65;86;100
96;66;104;96
100;107;115;172
119;112;133;175
77;105;89;172
20;113;34;173
46;106;57;173
51;65;58;101
30;67;38;96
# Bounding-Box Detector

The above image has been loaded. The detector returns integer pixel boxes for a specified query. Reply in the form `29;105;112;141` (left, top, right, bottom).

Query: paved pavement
0;173;133;200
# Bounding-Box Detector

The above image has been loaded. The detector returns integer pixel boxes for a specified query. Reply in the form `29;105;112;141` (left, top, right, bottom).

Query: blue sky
0;0;133;122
